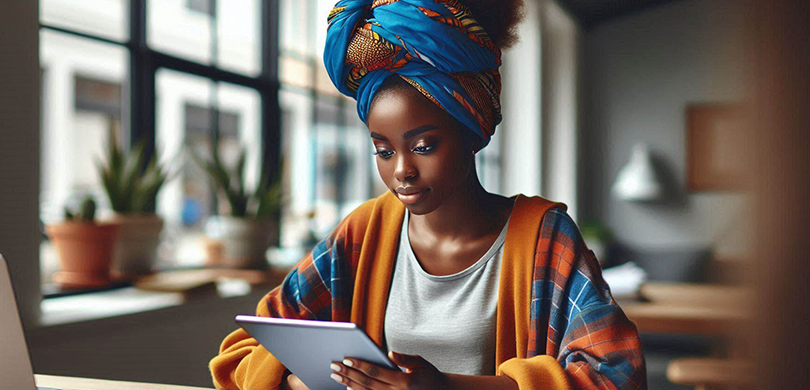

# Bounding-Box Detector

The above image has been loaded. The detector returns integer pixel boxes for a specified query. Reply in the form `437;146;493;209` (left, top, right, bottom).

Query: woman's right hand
281;373;312;390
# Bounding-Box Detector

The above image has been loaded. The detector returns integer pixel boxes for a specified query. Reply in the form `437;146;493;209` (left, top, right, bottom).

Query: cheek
421;149;470;187
440;148;470;177
375;158;395;185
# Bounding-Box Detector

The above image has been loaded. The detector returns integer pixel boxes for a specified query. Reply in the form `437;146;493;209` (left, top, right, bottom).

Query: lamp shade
612;143;663;201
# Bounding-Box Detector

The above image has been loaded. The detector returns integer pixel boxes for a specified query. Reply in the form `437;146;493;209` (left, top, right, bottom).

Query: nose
393;154;417;182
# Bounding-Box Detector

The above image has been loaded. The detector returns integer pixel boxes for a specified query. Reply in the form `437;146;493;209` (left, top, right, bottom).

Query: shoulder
510;194;570;231
536;207;609;298
535;206;591;261
539;207;581;241
510;194;587;257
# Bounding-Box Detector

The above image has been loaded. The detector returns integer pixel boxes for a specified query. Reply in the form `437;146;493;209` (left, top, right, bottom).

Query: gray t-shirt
383;210;510;376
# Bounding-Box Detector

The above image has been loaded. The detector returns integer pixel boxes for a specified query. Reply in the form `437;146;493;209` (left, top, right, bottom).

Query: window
39;0;278;290
186;0;214;16
276;0;386;244
155;70;262;269
39;0;504;292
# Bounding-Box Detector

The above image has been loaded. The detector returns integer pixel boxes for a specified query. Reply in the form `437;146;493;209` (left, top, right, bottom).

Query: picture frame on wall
686;103;750;191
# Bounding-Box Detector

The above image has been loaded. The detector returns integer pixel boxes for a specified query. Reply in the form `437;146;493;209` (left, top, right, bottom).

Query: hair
464;0;526;50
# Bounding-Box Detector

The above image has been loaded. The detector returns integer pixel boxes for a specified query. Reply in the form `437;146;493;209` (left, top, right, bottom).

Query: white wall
581;0;753;256
540;0;580;219
500;0;543;198
501;0;581;214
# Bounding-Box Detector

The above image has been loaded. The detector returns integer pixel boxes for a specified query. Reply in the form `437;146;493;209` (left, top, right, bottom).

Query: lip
395;187;429;205
396;186;427;195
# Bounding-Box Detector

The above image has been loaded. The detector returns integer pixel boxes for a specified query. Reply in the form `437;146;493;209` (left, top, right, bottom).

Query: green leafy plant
580;220;612;242
97;136;169;214
64;196;97;222
190;142;282;219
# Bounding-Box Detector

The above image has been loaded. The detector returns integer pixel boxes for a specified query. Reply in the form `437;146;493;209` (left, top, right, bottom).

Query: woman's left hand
330;351;449;390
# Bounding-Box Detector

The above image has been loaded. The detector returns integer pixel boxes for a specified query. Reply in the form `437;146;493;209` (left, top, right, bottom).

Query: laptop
0;254;60;390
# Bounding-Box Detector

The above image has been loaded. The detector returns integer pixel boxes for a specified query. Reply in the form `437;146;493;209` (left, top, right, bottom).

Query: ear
458;125;481;156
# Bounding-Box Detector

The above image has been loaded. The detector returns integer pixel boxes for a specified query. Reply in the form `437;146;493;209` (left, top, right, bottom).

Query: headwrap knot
324;0;503;149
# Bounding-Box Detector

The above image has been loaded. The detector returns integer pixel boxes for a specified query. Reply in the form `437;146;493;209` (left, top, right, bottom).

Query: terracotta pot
204;216;276;269
46;222;118;288
109;213;164;277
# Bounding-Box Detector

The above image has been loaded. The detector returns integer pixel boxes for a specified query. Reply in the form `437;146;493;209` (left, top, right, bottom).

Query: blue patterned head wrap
324;0;503;149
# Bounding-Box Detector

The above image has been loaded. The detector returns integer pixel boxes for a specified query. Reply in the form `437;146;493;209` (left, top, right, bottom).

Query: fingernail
343;359;353;367
347;387;353;390
331;363;342;372
331;373;342;383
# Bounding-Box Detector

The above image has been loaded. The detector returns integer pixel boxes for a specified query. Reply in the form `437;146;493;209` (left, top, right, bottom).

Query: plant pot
204;216;276;269
109;213;164;277
46;222;118;288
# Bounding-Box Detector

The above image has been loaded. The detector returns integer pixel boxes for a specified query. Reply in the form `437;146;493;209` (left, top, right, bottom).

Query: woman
210;0;646;389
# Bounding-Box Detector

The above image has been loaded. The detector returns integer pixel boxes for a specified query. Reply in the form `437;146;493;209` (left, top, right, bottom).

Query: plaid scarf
211;192;647;390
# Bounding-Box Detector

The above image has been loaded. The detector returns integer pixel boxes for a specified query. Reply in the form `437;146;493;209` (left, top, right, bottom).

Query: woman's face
367;87;474;215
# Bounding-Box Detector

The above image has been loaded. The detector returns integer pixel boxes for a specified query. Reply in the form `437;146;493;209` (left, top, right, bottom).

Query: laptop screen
0;255;40;390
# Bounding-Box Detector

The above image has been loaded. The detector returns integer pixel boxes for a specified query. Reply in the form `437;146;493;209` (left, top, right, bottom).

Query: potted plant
98;137;170;277
46;196;118;288
191;143;282;269
580;220;612;266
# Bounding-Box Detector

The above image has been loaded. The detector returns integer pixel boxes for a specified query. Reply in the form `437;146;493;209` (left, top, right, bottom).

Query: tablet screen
236;315;401;390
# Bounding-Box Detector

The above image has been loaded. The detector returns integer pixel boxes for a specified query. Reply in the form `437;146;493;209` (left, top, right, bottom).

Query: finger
338;358;404;386
335;369;389;390
332;362;398;390
389;351;429;370
287;374;310;390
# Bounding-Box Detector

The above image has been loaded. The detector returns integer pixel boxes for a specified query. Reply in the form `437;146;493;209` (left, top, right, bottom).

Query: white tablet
235;315;402;390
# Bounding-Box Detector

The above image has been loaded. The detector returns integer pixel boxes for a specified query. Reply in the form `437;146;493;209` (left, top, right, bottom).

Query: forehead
367;88;458;138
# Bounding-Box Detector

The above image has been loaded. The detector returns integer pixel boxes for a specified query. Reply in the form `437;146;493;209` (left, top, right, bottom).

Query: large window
276;0;387;245
39;0;279;286
39;0;504;288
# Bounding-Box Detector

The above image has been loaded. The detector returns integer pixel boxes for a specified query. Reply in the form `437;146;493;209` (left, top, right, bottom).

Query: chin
390;188;438;215
403;203;433;216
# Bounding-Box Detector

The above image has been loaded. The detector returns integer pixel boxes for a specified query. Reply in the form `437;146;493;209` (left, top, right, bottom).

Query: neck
409;166;508;240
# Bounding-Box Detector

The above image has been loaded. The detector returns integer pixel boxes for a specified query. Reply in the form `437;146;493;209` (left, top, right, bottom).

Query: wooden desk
666;358;756;388
35;375;214;390
620;282;753;335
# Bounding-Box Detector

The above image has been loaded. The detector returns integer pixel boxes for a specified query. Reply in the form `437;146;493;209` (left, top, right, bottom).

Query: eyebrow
370;125;439;142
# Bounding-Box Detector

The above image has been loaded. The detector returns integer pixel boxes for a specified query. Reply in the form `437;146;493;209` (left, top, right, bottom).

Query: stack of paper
602;262;648;299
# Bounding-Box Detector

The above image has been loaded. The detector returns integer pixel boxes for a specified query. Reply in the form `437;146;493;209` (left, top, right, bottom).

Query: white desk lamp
612;143;663;201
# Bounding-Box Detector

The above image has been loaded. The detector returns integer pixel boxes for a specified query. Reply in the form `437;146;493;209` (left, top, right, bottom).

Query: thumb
388;351;429;370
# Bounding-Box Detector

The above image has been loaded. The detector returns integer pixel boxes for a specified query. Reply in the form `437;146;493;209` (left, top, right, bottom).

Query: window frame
39;0;282;202
38;0;282;296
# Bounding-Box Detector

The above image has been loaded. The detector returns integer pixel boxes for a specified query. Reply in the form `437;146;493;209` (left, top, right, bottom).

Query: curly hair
463;0;526;50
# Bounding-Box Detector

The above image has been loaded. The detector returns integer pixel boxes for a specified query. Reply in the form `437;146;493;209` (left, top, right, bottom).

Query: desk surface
35;375;214;390
620;282;752;335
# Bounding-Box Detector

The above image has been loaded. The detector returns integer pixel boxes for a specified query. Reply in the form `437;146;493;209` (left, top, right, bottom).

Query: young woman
210;1;646;389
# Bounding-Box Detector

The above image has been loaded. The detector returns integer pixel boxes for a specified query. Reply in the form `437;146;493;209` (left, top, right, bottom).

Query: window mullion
261;0;282;207
129;0;156;160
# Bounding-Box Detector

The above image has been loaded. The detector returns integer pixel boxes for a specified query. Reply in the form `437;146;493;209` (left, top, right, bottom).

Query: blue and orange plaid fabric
260;207;646;390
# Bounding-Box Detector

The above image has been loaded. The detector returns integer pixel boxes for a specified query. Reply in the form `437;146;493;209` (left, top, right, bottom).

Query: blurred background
1;0;807;389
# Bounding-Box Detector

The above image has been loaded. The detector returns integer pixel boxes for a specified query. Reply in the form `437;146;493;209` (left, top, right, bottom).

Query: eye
413;145;434;154
373;150;394;159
